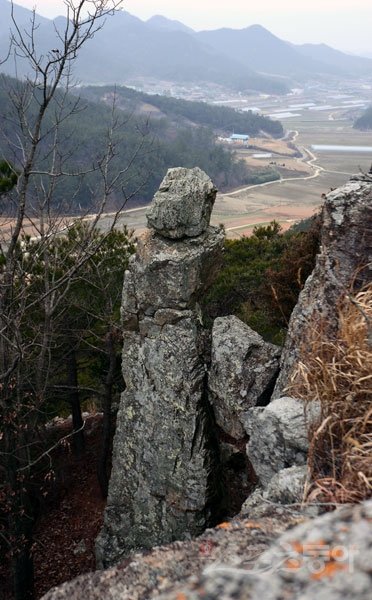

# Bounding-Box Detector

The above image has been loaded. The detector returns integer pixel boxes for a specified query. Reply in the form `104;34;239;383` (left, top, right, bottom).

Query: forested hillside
80;85;284;138
354;105;372;130
0;75;281;213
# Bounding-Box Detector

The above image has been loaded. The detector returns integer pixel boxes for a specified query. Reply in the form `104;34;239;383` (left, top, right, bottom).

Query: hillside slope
0;75;282;212
79;85;284;138
354;105;372;130
296;42;372;74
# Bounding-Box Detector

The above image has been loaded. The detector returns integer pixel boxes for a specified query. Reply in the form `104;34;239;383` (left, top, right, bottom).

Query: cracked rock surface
96;169;224;568
274;179;372;398
209;316;280;440
43;501;372;600
146;167;217;239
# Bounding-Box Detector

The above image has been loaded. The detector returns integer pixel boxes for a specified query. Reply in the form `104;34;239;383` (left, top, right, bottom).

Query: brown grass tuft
290;285;372;504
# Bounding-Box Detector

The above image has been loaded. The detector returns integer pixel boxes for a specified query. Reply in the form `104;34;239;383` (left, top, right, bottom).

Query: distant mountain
76;12;287;93
196;24;349;79
0;0;49;62
0;0;48;30
2;3;371;95
147;15;194;35
295;43;372;75
0;5;288;94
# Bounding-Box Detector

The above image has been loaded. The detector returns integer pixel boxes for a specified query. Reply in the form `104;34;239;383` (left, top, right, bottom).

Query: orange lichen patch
329;547;346;560
290;539;328;555
284;558;303;570
176;593;188;600
244;521;263;530
217;522;232;530
310;562;348;580
290;541;304;554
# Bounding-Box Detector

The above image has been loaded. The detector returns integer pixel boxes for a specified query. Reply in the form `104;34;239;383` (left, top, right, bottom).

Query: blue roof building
230;134;250;141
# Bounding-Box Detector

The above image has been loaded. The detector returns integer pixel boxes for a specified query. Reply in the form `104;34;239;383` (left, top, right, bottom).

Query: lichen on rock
273;178;372;398
96;168;224;568
146;167;217;239
209;316;281;440
244;397;320;487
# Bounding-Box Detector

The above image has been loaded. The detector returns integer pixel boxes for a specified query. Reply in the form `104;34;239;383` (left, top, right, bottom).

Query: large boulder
156;500;372;600
244;397;320;486
274;177;372;397
209;316;281;440
42;508;304;600
96;169;225;568
241;466;309;519
146;167;217;239
42;499;372;600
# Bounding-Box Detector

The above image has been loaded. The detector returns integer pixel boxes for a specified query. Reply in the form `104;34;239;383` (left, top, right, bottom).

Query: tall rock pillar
273;176;372;398
96;168;224;568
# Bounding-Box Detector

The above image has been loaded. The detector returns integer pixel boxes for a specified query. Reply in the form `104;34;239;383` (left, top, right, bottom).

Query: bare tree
0;3;150;599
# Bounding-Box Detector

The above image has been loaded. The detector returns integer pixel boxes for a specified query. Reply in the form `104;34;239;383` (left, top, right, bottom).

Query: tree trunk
13;514;35;600
97;331;116;498
67;347;85;457
4;417;35;600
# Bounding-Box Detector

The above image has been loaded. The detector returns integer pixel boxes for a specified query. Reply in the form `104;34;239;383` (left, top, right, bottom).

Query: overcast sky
13;0;372;55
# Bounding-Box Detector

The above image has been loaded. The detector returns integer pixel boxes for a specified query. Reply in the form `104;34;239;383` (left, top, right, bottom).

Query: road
77;132;351;236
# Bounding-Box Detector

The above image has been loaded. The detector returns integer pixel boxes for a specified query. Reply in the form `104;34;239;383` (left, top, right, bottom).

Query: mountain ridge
1;3;371;91
0;4;287;94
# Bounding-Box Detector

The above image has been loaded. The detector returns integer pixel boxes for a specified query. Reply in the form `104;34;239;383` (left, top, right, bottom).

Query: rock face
42;508;306;600
274;178;372;397
244;397;319;487
209;316;280;440
241;466;309;519
157;500;372;600
96;169;224;568
121;228;223;327
42;177;371;600
146;167;217;239
42;501;372;600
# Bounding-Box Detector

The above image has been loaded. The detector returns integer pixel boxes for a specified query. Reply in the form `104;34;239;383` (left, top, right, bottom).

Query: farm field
114;109;370;239
1;92;370;241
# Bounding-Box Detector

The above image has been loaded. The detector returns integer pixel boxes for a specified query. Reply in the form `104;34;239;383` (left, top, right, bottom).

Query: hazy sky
13;0;372;54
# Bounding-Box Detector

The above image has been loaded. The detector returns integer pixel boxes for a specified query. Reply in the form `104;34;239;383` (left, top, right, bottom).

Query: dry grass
290;285;372;504
247;138;298;157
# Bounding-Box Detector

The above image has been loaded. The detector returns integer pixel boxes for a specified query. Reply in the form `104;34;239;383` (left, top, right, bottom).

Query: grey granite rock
121;226;224;326
241;466;309;519
273;179;372;398
160;500;372;600
209;316;281;439
244;397;320;486
42;498;372;600
146;167;217;239
96;170;224;567
42;509;304;600
96;315;212;568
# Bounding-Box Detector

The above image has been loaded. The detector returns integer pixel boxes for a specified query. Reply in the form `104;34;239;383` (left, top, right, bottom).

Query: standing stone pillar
96;168;224;567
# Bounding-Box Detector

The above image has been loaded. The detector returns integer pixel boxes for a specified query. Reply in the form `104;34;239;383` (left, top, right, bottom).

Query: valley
105;78;372;238
1;79;370;242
